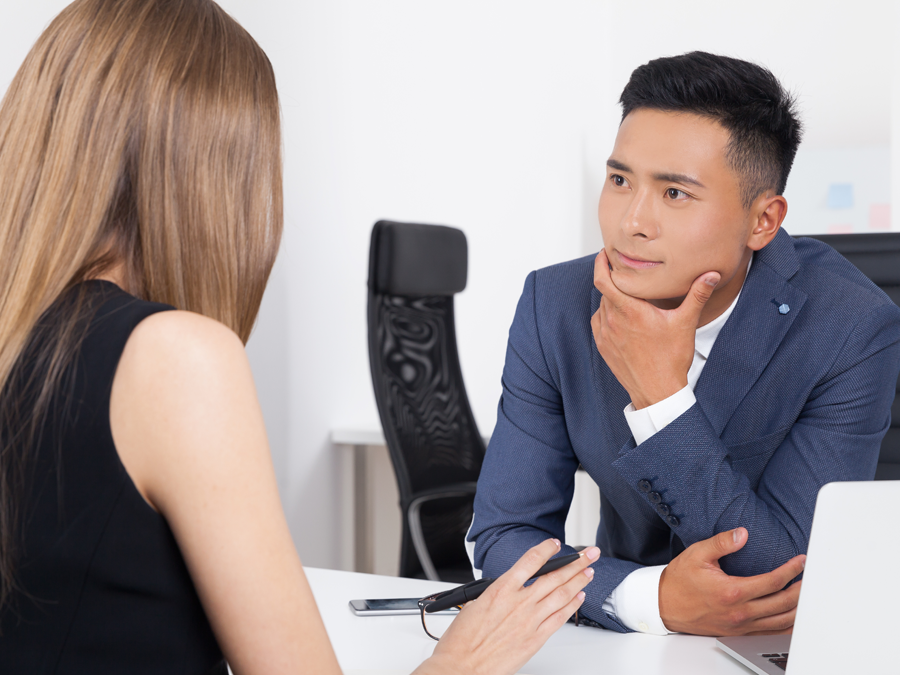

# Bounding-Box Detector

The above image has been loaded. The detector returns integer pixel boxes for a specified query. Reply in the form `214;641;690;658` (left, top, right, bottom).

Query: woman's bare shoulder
125;309;246;367
110;309;261;512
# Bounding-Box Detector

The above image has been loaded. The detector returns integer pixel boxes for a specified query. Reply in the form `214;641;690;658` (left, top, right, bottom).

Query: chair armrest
406;482;478;581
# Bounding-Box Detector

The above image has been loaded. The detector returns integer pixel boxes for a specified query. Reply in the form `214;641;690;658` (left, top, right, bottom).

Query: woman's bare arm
110;310;342;675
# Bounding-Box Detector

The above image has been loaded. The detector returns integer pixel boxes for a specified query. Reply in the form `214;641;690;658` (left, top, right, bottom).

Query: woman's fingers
462;539;597;634
421;541;597;675
533;551;597;618
527;546;599;601
538;590;587;639
492;539;562;591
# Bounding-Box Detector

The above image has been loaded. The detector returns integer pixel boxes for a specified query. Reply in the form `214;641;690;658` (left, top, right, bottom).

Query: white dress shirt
602;258;751;635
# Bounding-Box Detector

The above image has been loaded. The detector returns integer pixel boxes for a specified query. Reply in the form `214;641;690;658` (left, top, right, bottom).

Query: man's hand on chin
590;249;720;409
659;528;806;636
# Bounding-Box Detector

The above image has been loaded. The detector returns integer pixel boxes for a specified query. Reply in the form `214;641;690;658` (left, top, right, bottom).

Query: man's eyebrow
607;159;706;189
653;171;706;189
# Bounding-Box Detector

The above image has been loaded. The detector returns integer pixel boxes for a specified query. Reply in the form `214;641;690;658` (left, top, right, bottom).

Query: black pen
423;552;584;614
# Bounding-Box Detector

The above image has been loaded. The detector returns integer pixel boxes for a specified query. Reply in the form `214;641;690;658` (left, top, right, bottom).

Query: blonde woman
0;1;597;674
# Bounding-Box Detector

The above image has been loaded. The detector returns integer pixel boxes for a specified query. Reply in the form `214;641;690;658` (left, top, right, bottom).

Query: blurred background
2;1;897;573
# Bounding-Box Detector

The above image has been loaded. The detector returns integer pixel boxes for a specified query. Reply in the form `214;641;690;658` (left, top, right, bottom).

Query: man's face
598;109;757;308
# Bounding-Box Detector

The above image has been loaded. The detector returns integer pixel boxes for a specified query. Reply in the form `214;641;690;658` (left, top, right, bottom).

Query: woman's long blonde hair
0;0;282;609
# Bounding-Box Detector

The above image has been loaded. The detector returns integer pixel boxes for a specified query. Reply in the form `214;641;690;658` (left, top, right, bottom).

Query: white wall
1;1;894;570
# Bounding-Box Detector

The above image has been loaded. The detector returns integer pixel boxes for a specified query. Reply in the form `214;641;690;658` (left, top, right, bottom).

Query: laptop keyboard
761;652;789;670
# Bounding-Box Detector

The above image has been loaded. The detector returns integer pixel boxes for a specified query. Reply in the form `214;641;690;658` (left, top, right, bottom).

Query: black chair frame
367;220;485;582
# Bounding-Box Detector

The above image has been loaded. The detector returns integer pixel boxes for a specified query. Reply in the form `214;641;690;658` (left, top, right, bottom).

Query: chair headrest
804;233;900;286
368;220;468;297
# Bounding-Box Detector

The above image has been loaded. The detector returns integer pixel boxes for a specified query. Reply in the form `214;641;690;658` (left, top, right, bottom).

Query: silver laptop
716;480;900;674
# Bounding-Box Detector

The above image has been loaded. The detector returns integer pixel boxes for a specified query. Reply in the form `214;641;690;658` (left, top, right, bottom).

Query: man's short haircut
620;51;802;209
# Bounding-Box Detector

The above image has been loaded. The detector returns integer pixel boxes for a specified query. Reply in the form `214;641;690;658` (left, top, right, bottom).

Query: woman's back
0;282;225;674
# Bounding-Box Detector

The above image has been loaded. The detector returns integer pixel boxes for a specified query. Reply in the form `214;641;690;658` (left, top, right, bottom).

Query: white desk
306;567;748;675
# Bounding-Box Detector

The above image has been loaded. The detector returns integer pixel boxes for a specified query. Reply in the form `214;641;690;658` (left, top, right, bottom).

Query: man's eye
611;174;627;187
666;188;687;200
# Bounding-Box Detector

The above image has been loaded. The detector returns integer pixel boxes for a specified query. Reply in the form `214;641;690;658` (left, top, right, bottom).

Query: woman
0;1;597;673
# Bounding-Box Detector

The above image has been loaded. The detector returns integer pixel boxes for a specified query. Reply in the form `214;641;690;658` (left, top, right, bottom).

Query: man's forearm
613;404;805;575
612;402;884;577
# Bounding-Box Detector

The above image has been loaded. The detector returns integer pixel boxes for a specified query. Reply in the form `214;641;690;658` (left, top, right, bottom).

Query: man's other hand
591;249;720;409
659;527;806;636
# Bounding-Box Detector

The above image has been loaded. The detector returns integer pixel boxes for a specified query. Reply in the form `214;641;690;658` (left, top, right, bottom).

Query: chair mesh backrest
367;221;486;575
805;233;900;480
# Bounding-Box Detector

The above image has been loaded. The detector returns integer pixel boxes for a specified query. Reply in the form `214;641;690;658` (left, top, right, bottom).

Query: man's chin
610;272;688;307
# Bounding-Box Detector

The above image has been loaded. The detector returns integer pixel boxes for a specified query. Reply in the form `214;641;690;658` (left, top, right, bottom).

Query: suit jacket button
656;503;671;517
648;491;662;505
666;515;680;527
637;479;652;493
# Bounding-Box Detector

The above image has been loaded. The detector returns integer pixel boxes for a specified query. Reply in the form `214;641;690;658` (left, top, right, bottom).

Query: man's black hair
620;51;802;209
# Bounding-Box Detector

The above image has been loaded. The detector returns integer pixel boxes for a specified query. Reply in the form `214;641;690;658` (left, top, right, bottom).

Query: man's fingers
736;554;806;601
745;580;802;620
745;625;795;637
744;605;798;634
692;527;748;564
593;250;628;306
715;586;799;636
677;271;720;322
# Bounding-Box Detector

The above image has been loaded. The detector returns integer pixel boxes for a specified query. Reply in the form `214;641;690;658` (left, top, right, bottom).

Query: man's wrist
629;378;689;410
624;385;697;446
658;564;683;634
659;565;672;631
608;565;673;635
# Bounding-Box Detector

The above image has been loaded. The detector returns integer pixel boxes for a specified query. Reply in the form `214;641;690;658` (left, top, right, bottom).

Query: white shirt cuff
623;385;696;446
602;565;673;635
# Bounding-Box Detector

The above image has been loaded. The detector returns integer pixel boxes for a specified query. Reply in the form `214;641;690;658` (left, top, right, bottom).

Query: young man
468;52;900;636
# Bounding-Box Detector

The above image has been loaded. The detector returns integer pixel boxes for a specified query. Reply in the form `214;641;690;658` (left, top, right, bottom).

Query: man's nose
622;190;658;240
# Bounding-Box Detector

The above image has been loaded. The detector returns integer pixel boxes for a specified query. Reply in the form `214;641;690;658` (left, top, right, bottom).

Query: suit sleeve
468;271;638;632
612;302;900;576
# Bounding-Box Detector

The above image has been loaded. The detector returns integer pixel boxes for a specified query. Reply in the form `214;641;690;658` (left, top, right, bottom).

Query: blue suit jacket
469;230;900;632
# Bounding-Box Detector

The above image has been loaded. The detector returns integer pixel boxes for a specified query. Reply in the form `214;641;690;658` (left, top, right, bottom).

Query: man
468;51;900;636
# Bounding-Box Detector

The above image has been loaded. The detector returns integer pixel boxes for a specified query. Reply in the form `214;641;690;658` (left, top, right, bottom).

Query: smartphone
348;598;459;616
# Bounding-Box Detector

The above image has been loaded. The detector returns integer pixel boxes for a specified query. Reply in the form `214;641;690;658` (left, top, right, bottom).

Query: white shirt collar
694;254;753;360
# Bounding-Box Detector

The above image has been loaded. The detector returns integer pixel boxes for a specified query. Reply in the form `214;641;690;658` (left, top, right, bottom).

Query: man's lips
615;250;662;270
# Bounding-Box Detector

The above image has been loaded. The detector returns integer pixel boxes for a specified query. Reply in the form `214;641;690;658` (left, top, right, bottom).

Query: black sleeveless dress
0;281;226;674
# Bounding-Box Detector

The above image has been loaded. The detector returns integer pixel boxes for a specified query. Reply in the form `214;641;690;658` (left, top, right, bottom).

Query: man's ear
747;193;787;251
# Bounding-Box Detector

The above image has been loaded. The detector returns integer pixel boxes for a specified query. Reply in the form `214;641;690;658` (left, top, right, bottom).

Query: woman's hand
414;540;599;675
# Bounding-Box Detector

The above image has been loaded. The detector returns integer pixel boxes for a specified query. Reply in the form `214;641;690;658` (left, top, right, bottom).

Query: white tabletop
305;567;748;675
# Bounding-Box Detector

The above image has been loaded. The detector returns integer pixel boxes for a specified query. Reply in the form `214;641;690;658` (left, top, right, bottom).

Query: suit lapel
694;230;808;437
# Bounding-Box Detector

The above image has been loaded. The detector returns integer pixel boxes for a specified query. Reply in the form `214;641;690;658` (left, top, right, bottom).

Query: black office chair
367;220;485;582
804;233;900;480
